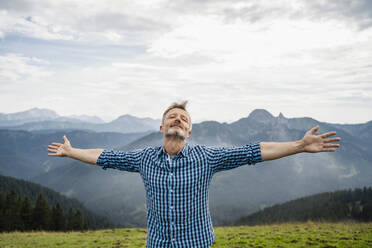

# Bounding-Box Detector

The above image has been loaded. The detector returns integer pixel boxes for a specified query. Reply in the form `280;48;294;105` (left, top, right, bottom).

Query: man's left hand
301;125;341;153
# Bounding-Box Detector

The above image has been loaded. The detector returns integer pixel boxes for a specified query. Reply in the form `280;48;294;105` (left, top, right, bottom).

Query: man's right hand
47;135;72;157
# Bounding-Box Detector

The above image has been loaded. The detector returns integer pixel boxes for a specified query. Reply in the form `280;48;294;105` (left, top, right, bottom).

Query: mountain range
0;129;148;179
1;108;371;226
0;108;160;133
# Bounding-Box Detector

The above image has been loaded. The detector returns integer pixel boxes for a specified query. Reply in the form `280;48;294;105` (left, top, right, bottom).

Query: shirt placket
167;154;176;246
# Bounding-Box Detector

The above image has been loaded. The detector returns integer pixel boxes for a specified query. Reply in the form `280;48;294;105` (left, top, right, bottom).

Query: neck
163;136;186;156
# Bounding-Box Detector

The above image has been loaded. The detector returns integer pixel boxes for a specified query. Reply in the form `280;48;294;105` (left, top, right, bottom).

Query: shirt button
170;189;173;192
170;173;173;176
170;206;173;209
172;238;175;242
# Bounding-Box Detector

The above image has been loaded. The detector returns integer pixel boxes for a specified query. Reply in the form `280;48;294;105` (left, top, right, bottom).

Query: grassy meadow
0;221;371;248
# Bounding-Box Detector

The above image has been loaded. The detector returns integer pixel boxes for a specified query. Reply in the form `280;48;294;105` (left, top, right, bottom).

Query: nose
173;119;181;125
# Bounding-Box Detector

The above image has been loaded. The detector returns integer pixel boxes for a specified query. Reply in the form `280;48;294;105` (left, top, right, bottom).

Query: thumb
63;135;70;144
310;125;320;134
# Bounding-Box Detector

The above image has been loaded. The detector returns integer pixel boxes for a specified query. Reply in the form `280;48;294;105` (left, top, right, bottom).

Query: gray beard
165;129;186;140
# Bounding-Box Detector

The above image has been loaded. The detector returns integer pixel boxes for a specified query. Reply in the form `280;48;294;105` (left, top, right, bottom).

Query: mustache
171;122;183;128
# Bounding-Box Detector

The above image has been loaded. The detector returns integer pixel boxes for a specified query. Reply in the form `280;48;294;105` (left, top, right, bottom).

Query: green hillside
235;187;372;226
0;174;117;231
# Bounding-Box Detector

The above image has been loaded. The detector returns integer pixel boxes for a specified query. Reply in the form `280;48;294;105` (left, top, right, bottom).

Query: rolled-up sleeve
96;149;144;173
204;142;262;174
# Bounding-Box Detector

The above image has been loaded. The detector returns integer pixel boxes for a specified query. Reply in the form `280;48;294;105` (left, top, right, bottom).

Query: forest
235;187;372;226
0;174;116;232
0;191;86;232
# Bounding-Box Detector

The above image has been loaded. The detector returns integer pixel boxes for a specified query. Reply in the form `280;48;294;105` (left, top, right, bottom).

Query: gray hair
162;100;192;130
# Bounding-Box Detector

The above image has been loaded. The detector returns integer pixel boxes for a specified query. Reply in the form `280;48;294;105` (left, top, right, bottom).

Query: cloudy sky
0;0;371;124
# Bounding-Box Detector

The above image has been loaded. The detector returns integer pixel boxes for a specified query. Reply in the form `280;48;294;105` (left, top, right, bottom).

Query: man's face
160;108;191;140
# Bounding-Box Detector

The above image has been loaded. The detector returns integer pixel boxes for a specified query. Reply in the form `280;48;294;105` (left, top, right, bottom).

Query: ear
160;125;163;133
187;130;191;137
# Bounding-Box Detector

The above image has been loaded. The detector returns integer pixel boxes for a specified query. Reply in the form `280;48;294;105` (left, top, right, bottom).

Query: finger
48;153;59;156
48;148;58;153
322;148;336;152
310;125;320;134
320;132;336;138
323;144;340;148
52;142;62;146
324;137;341;143
48;145;59;149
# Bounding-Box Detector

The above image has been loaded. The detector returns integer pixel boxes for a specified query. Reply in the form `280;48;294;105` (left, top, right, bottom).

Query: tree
361;201;372;221
4;191;23;231
72;209;84;231
32;193;51;230
51;203;66;231
66;207;74;231
20;196;33;231
0;192;5;231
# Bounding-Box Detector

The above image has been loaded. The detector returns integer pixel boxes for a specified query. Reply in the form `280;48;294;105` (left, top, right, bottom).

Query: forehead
166;108;190;118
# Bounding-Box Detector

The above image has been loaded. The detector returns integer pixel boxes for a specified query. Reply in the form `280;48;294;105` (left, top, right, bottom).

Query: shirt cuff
250;142;263;164
96;149;110;169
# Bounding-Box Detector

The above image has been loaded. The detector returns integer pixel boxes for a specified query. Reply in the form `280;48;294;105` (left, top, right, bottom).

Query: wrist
65;146;74;157
296;139;306;153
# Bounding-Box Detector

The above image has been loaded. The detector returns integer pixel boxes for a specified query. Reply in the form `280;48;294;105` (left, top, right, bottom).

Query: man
47;101;341;247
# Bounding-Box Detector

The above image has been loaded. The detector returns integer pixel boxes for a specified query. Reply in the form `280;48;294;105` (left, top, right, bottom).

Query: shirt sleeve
204;142;263;174
96;148;144;173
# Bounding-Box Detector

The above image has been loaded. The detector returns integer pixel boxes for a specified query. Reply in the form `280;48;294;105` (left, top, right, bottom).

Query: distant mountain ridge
66;114;105;124
0;108;59;125
0;129;148;179
0;108;161;133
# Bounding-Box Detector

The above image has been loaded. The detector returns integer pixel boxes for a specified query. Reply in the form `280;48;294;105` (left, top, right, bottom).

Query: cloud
0;0;172;45
0;53;53;82
0;0;371;124
0;10;75;41
1;0;372;46
304;0;372;30
147;13;372;90
0;0;34;12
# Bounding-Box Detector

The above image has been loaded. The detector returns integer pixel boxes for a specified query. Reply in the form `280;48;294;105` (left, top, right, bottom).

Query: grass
0;221;371;247
213;221;372;248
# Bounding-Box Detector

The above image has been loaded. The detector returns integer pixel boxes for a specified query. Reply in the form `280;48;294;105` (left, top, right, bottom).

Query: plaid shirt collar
157;142;190;158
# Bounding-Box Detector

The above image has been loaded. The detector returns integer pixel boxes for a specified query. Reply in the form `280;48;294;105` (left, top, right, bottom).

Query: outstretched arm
47;135;104;165
260;125;341;161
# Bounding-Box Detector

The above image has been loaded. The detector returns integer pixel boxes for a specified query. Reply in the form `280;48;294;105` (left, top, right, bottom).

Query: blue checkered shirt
96;142;262;248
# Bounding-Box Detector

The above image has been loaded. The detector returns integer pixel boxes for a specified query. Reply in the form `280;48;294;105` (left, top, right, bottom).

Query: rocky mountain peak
248;109;274;123
0;107;59;121
27;107;59;118
116;114;136;121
